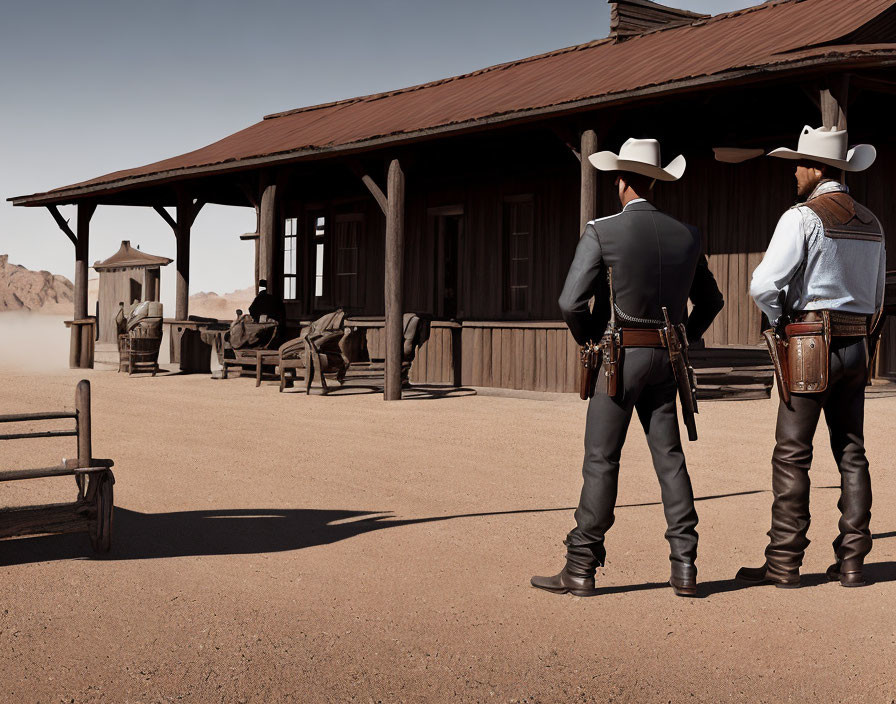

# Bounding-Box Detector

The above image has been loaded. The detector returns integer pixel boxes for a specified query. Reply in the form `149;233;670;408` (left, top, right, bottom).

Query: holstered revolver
579;340;600;401
598;330;620;399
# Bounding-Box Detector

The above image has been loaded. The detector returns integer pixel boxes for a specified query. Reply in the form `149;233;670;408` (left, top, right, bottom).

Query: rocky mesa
0;254;74;314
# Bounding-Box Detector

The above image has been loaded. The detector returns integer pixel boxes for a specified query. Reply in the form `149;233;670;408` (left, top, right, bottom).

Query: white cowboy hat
768;125;876;172
588;138;686;182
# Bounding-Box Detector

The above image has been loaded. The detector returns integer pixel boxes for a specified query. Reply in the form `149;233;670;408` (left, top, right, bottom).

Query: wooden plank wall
459;323;578;392
409;324;459;385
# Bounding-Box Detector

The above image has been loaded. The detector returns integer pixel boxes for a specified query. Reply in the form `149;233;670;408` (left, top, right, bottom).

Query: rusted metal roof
93;240;172;270
12;0;896;206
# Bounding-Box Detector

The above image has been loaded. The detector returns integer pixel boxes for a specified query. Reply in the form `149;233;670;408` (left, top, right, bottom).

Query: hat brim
767;144;877;172
713;147;765;164
588;152;686;181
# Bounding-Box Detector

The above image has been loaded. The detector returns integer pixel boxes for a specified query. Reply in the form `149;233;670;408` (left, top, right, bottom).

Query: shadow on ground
0;487;886;581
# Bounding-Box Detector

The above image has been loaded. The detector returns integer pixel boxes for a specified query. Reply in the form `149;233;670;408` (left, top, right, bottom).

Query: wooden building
93;240;171;344
10;0;896;396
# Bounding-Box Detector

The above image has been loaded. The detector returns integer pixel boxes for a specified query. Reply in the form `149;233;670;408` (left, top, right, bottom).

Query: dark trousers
565;347;698;577
765;337;872;577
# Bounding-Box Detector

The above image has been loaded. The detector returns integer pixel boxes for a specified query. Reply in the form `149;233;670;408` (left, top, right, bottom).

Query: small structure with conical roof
93;241;171;343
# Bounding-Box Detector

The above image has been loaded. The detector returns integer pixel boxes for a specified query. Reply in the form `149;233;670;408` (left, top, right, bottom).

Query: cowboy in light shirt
739;126;886;589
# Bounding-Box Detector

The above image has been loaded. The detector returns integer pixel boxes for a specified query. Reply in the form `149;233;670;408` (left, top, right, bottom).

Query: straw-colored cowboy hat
768;125;876;172
588;138;686;182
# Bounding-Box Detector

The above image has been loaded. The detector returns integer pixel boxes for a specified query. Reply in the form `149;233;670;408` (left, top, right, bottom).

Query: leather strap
618;328;666;348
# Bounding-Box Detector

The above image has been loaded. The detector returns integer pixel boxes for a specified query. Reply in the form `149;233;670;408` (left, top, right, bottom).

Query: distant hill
1;254;253;319
0;254;74;314
189;286;255;320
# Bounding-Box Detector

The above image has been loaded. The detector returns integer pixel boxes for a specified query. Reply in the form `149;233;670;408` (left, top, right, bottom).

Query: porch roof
11;0;896;207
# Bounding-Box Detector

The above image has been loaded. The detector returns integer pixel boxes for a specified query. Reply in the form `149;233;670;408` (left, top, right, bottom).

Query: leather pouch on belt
784;312;830;394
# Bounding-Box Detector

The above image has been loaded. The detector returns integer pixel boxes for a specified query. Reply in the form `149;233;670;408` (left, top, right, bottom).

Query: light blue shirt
750;181;887;324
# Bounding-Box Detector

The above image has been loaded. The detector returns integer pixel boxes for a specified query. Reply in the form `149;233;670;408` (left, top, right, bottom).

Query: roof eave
11;48;896;208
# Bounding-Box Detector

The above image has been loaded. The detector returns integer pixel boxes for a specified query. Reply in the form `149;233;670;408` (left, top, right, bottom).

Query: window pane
315;243;325;277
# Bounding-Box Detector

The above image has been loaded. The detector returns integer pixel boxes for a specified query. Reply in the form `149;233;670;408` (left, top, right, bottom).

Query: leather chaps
765;336;872;577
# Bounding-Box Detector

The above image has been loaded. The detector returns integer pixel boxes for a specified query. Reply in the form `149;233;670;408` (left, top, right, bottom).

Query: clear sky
0;0;757;311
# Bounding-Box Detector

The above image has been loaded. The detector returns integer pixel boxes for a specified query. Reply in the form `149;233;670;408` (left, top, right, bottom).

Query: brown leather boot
669;562;697;597
531;566;599;596
735;563;800;588
826;559;866;587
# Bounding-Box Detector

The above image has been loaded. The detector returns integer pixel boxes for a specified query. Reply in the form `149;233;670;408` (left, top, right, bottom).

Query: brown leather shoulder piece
804;192;855;227
805;193;882;242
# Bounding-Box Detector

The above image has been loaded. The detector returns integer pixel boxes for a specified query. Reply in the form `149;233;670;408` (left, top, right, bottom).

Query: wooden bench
0;380;115;553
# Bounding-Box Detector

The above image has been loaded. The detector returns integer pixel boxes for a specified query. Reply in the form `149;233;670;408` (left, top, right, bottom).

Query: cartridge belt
793;311;869;337
618;328;667;348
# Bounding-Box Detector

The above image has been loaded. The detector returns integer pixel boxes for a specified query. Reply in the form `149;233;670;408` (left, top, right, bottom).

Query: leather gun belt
618;328;667;348
829;311;870;337
793;311;869;337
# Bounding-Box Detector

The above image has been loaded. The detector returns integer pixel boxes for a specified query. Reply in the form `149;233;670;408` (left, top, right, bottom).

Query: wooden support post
820;75;849;130
259;183;278;296
820;75;849;184
580;129;598;234
384;159;405;401
76;380;91;465
70;203;96;368
173;193;204;321
175;194;191;321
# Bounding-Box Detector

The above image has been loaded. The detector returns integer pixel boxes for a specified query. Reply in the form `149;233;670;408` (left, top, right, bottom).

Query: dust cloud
0;313;71;372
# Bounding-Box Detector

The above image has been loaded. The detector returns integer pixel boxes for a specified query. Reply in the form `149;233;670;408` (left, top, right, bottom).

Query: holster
598;331;620;399
579;340;601;401
762;328;792;405
784;311;831;394
662;309;698;441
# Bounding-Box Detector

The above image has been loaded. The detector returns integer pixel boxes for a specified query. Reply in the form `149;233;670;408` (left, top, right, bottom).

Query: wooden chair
0;380;115;553
335;313;431;391
118;301;164;376
220;316;279;380
278;310;348;393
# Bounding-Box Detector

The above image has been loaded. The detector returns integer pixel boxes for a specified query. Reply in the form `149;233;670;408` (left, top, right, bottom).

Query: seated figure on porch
248;279;285;324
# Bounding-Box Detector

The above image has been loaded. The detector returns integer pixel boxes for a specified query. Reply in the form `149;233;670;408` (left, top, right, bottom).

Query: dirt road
1;368;894;702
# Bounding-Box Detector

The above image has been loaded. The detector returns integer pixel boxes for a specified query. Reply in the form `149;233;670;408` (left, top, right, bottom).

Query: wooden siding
459;322;578;393
409;324;461;385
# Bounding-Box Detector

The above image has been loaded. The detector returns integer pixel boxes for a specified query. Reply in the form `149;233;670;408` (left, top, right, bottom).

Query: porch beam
580;129;599;233
551;125;581;162
46;206;77;246
353;163;389;216
384;158;405;401
153;205;177;231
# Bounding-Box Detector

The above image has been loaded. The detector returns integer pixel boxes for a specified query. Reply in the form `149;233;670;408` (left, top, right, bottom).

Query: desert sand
0;359;894;703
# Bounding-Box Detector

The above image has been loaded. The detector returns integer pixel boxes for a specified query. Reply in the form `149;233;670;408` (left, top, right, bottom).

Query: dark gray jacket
559;200;720;345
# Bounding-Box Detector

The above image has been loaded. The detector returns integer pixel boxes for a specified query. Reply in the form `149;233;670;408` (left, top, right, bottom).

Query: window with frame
333;214;363;308
502;195;534;314
283;217;298;300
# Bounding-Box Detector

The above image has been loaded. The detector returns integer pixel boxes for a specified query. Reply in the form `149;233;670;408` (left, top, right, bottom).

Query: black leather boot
669;562;697;597
826;558;866;587
530;566;599;597
735;562;800;588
